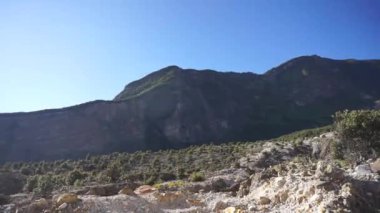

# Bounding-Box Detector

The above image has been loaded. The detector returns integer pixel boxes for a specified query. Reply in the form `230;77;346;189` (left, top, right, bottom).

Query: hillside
1;55;380;162
1;115;380;212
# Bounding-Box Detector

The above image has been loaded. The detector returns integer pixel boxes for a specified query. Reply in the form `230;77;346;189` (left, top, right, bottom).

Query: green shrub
159;172;176;182
66;170;86;185
34;174;55;196
331;140;344;160
25;176;38;192
189;172;205;182
144;175;157;185
105;165;121;182
334;110;380;160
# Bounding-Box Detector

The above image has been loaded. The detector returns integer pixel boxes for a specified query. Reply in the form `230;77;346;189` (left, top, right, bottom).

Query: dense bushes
334;110;380;160
1;142;257;193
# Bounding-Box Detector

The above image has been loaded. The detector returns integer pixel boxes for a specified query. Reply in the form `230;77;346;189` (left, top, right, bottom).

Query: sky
0;0;379;113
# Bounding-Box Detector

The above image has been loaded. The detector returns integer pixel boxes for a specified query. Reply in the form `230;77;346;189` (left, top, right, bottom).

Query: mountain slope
1;55;380;162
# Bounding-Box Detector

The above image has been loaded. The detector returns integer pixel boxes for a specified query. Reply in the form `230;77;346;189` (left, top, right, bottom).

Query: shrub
25;176;38;192
34;174;55;196
189;172;205;182
105;165;121;182
66;170;86;185
159;172;176;182
334;110;380;160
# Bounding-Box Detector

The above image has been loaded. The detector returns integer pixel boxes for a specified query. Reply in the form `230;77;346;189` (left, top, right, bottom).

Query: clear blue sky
0;0;379;112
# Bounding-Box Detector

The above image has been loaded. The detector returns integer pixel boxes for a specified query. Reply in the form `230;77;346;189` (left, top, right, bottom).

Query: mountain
1;55;380;162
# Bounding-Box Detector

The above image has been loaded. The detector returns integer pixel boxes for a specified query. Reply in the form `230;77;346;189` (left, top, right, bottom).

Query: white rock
354;164;372;175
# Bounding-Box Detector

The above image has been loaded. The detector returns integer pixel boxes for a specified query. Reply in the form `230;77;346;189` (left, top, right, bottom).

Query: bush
25;176;38;192
189;172;205;182
159;172;176;182
66;170;86;185
334;110;380;160
34;174;55;196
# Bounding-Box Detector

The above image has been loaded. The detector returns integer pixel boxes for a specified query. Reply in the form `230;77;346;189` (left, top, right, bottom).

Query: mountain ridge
1;55;380;162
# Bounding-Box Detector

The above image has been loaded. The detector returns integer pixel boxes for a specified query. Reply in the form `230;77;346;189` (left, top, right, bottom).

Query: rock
56;193;79;206
184;182;207;193
273;177;286;189
315;161;344;181
223;206;244;213
311;141;321;158
213;201;229;212
354;164;372;175
134;185;157;195
27;198;49;213
309;193;323;204
118;187;136;196
9;193;30;204
258;196;271;205
186;198;204;207
274;189;289;204
86;183;119;196
79;194;162;212
0;204;15;213
155;191;188;208
35;198;48;206
247;204;256;211
58;202;68;210
370;158;380;173
237;180;250;197
156;191;185;203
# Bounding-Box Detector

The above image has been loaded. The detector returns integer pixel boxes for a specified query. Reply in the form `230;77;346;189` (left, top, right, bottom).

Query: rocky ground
1;132;380;213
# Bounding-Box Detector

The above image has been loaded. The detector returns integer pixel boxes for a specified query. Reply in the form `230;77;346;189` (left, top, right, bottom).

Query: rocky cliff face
1;55;380;162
